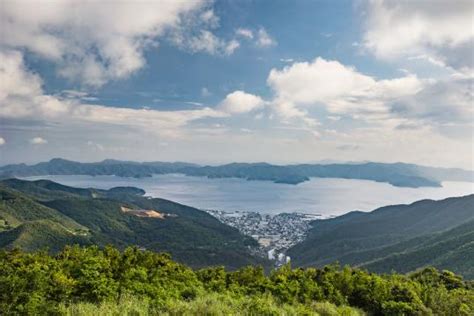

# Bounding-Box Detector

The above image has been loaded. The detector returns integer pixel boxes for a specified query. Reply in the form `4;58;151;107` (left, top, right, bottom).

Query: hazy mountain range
1;158;473;188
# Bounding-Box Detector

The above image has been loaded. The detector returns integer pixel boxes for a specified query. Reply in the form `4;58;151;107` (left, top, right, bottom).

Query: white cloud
236;27;275;48
0;50;225;138
179;30;240;56
0;0;210;86
200;9;220;28
224;40;240;55
168;7;241;57
267;57;425;119
0;50;42;101
30;137;47;145
60;90;98;102
185;101;204;106
218;91;265;114
256;28;276;47
265;56;473;142
364;0;474;72
390;77;474;128
0;137;5;145
236;28;254;39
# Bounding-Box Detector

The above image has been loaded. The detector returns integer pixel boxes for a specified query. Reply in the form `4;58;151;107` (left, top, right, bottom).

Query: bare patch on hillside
121;206;175;219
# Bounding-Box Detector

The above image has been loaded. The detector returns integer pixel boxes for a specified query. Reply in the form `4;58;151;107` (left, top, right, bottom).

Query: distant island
1;158;473;188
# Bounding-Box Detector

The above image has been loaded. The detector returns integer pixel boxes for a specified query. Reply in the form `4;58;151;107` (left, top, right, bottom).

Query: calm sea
24;174;474;216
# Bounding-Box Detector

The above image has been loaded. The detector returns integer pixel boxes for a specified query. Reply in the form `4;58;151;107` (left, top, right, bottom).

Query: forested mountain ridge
288;194;474;278
361;220;474;277
0;179;266;269
1;158;473;187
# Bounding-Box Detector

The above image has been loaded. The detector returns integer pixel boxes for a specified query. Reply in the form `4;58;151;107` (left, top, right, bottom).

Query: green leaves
0;246;473;315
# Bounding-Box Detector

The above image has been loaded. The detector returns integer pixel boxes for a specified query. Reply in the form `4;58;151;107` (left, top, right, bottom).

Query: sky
0;0;473;169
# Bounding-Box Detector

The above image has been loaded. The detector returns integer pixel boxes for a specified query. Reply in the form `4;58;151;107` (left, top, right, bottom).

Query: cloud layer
0;50;225;138
0;1;472;169
364;0;474;72
266;57;428;128
0;0;208;86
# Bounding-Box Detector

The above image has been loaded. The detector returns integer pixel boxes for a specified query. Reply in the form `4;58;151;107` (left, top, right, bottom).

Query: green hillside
362;220;474;278
0;220;90;252
1;245;473;315
0;179;265;269
288;195;474;278
0;185;87;231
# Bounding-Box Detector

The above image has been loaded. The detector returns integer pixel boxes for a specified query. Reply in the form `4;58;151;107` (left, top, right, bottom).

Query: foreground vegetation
1;246;473;315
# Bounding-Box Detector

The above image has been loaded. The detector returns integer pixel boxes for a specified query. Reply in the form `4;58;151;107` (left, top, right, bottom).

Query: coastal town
205;210;326;266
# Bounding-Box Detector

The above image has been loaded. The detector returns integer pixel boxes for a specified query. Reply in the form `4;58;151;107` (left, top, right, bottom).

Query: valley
206;210;322;265
1;177;473;279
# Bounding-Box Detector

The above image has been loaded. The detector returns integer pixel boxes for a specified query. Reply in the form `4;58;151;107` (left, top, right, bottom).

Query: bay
24;174;474;216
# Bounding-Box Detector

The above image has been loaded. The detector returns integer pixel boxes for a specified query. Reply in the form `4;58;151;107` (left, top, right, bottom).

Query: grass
59;293;365;316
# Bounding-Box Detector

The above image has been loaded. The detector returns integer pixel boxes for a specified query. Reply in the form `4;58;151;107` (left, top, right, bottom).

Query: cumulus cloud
264;56;473;141
389;77;474;133
364;0;474;72
218;91;265;114
256;28;277;47
0;50;42;101
267;57;424;118
0;0;221;87
30;137;47;145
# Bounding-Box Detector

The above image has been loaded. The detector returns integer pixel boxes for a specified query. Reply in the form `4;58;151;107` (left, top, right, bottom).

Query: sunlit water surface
24;174;474;216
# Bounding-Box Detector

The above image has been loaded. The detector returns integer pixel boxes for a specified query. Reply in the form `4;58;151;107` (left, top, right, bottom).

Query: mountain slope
288;195;474;278
361;220;474;278
0;184;87;231
0;220;90;252
0;179;266;269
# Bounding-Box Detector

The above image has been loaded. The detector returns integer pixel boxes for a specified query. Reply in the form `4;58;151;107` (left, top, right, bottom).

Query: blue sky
0;0;473;168
37;1;368;108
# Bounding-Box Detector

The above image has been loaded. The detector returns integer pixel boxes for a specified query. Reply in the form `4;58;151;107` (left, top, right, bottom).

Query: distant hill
0;179;266;269
0;158;197;179
288;195;474;278
1;158;473;187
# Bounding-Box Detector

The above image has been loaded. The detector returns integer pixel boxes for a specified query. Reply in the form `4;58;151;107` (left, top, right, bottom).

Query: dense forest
1;245;473;315
289;195;474;279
